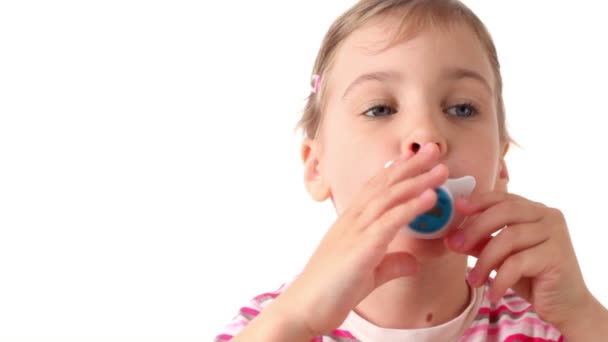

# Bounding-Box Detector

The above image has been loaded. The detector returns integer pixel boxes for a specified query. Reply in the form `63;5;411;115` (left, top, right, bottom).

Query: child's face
303;18;509;255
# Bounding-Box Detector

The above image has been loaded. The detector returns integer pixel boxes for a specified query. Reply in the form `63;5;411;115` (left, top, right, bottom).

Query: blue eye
363;104;396;118
446;103;478;118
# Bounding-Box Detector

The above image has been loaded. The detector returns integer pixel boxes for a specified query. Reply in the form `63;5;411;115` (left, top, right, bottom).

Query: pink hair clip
311;74;321;94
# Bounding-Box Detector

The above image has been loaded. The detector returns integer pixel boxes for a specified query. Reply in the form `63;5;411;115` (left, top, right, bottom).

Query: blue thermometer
406;175;476;239
384;159;476;239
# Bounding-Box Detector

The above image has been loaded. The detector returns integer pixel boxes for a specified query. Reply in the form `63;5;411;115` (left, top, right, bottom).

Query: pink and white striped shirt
214;278;564;341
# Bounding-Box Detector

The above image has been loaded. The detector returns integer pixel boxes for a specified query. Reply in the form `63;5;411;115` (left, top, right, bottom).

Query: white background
1;0;607;340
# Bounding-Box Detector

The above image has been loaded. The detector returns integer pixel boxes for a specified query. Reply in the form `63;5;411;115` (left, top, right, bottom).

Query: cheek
459;137;501;192
327;148;378;213
323;133;392;213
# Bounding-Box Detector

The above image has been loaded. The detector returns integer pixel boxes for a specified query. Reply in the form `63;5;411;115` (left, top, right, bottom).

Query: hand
271;143;449;338
444;191;595;333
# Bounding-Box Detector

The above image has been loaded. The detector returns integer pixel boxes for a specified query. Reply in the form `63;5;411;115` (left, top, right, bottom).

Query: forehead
328;16;495;96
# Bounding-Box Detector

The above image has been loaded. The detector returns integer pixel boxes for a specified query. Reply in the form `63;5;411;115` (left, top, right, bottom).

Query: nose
402;118;447;155
409;141;442;154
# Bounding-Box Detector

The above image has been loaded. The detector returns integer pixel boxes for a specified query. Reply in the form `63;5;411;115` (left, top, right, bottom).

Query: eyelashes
362;103;397;118
444;101;479;118
361;101;480;119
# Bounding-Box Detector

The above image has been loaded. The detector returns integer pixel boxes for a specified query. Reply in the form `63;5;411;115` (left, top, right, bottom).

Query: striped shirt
214;279;564;341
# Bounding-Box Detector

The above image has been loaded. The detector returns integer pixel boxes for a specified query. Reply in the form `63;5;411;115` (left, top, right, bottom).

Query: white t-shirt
341;285;483;342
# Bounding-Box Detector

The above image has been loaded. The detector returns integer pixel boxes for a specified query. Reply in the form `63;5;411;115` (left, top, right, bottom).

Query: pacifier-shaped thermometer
407;175;476;239
384;159;476;239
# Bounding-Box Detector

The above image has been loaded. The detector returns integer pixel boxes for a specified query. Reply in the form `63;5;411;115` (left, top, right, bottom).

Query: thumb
374;252;418;287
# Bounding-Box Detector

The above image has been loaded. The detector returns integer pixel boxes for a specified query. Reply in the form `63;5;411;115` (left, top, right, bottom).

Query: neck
355;252;469;329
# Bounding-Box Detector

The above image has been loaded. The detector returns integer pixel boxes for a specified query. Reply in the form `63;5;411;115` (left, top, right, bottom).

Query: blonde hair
296;0;512;144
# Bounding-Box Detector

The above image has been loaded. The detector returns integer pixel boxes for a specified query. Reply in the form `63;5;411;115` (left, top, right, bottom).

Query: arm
222;145;445;341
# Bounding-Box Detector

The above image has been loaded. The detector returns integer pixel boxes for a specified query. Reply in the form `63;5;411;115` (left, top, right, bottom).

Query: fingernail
449;230;465;249
488;287;496;303
419;188;436;202
431;164;445;176
421;143;435;154
467;268;480;286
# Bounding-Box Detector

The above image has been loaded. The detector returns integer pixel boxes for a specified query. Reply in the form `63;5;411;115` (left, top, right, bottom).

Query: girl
215;0;608;340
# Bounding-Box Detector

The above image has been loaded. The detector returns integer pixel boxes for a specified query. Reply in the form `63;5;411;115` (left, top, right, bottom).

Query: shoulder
461;281;564;342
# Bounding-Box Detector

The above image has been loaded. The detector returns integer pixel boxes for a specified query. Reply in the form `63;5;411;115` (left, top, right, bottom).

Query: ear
495;142;510;192
301;138;331;202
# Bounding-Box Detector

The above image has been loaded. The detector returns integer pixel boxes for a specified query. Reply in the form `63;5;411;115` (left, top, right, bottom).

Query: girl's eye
446;103;478;118
363;104;396;118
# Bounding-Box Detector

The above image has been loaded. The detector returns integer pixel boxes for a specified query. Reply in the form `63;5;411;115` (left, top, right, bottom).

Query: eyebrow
442;67;493;95
342;71;401;100
341;67;493;100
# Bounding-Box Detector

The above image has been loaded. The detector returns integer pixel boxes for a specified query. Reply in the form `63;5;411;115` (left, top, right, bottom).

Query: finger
384;143;441;187
488;246;548;303
455;191;529;216
354;143;441;209
382;149;415;169
447;198;544;253
467;223;550;287
446;234;493;258
364;188;437;248
357;163;448;231
374;252;418;287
